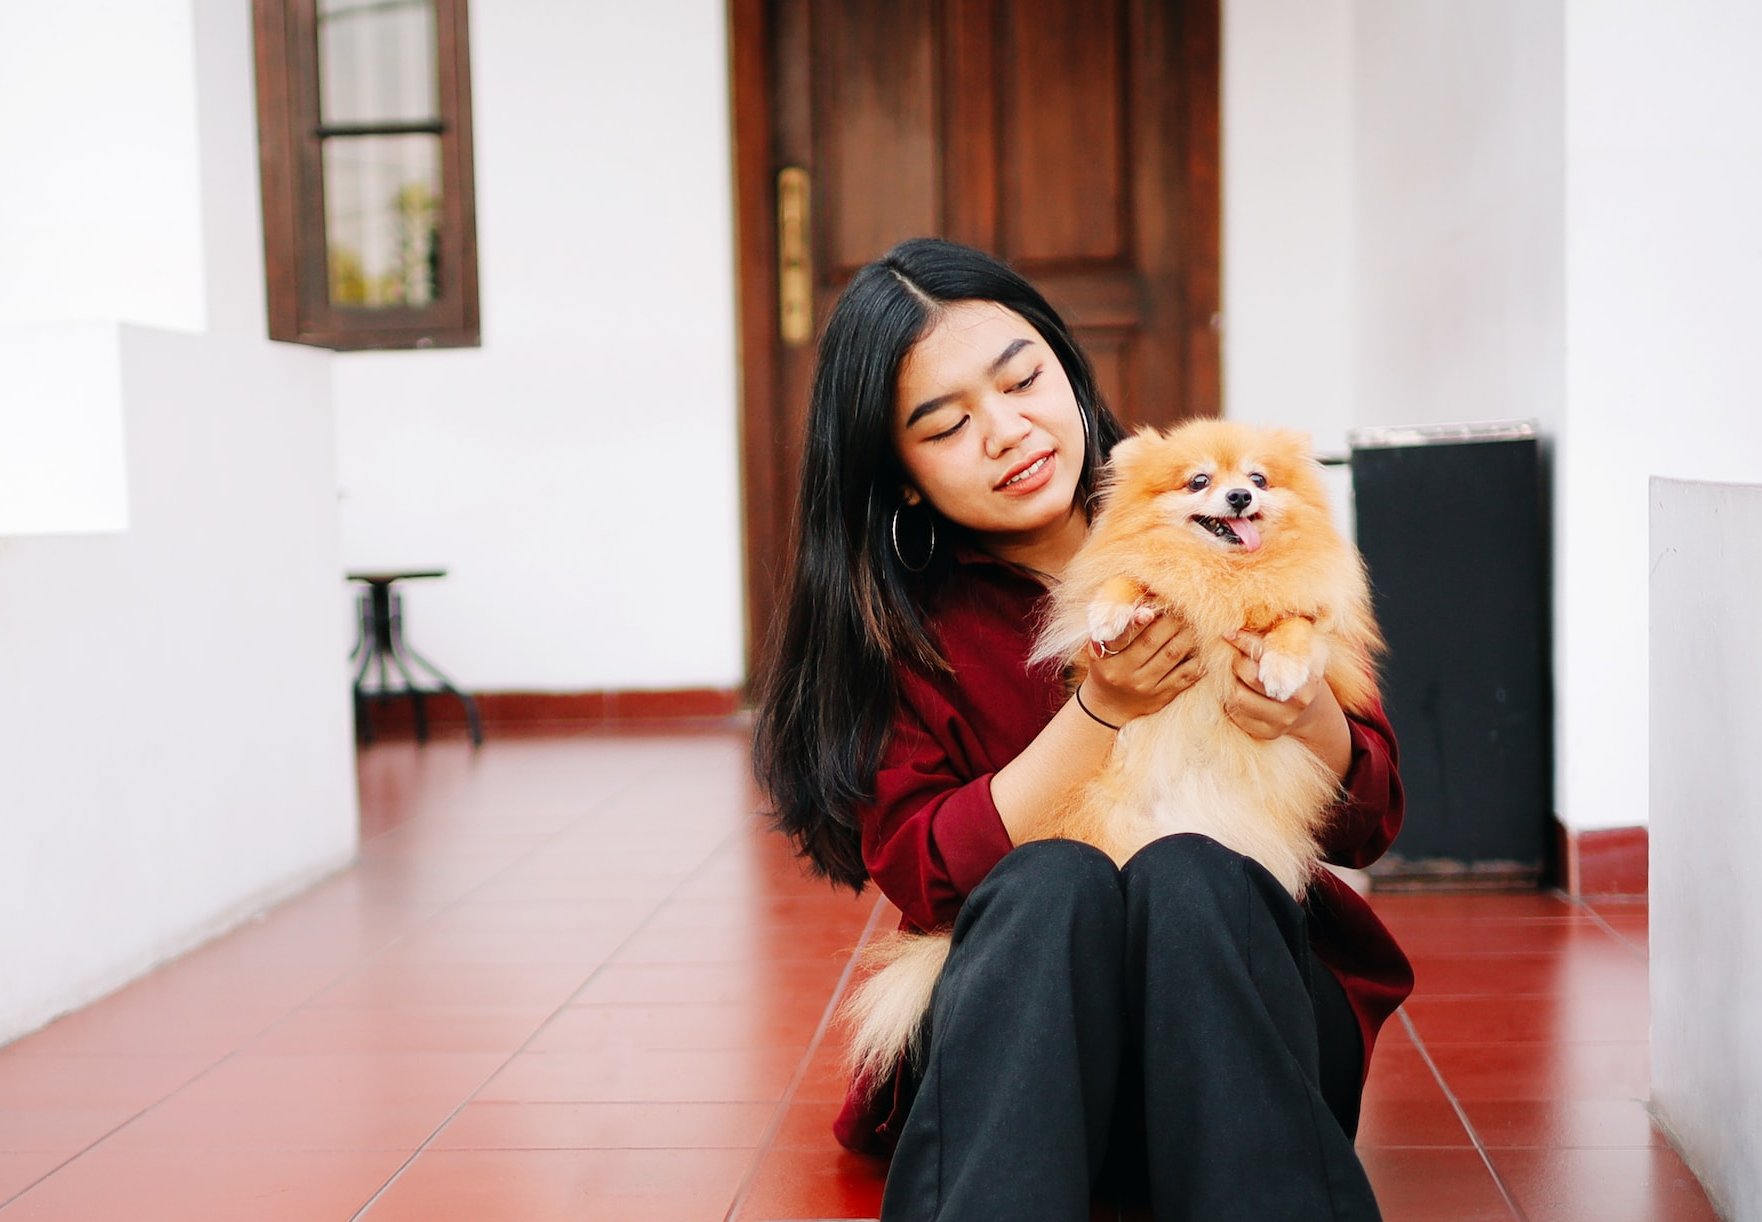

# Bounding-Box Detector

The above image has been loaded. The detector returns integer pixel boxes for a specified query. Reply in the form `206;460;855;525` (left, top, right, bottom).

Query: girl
753;238;1412;1220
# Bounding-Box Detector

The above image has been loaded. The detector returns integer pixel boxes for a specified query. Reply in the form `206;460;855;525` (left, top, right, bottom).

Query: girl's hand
1077;609;1203;726
1222;630;1352;776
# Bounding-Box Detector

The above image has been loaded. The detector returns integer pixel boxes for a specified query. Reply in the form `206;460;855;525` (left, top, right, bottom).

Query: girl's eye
1249;472;1268;489
1008;368;1042;393
928;416;968;443
1187;474;1211;492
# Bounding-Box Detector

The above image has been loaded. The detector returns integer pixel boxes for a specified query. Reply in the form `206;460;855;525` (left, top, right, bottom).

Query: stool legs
399;638;483;746
352;584;483;747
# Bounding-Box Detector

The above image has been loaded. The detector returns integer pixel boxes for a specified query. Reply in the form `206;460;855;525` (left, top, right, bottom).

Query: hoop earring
891;503;936;573
1077;405;1102;516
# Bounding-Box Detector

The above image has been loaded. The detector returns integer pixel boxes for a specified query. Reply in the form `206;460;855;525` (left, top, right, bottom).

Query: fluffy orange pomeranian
1024;418;1383;883
842;419;1384;1088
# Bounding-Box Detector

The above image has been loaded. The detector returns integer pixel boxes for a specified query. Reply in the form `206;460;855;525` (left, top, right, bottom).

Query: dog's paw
1258;650;1312;702
1087;600;1138;646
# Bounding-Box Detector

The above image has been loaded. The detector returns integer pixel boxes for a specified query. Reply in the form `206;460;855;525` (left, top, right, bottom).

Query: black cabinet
1348;422;1552;886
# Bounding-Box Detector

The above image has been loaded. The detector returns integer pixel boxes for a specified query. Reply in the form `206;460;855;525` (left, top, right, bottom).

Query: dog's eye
1187;474;1210;492
1249;472;1268;489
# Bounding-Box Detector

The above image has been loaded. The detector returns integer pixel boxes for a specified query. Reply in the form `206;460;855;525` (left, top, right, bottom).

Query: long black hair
751;238;1125;890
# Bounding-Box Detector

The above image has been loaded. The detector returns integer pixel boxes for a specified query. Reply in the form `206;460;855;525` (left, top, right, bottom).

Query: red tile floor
0;727;1721;1220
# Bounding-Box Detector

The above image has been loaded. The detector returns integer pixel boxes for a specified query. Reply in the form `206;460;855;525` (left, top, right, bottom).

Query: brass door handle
777;167;812;346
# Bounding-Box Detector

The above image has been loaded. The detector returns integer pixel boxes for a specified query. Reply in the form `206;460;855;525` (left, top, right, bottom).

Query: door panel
1000;0;1129;264
819;0;940;273
1080;331;1137;427
731;0;1219;675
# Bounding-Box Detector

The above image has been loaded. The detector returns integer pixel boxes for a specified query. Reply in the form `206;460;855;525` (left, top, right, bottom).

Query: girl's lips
995;451;1056;495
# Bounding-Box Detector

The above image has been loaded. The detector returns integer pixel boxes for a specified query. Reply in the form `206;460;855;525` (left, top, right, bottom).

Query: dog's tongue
1227;518;1262;551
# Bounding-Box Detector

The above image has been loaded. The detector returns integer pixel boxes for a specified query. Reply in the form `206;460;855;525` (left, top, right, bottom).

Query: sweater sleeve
857;683;1017;932
1318;699;1405;868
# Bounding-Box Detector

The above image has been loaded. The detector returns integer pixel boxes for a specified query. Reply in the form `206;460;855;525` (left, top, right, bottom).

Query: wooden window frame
252;0;480;351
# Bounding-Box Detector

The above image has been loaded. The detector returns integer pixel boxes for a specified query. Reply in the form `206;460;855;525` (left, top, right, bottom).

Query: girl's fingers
1090;612;1207;713
1120;605;1166;650
1223;628;1265;660
1128;614;1191;661
1147;625;1200;678
1157;656;1202;694
1092;605;1160;658
1093;615;1165;666
1233;651;1266;695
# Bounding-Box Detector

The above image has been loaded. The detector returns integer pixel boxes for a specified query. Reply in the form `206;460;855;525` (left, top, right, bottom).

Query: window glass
323;134;442;308
318;0;439;127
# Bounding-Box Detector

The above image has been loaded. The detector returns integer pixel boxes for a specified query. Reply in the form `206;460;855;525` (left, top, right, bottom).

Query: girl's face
891;300;1087;556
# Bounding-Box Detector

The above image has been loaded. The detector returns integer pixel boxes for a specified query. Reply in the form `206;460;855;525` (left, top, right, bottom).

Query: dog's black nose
1226;488;1254;513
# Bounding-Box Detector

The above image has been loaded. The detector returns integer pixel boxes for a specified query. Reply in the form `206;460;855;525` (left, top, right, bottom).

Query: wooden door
731;0;1220;677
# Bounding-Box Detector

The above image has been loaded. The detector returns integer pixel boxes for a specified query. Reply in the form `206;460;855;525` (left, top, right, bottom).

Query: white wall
0;0;212;538
1649;477;1762;1221
0;324;130;535
0;328;356;1044
331;0;744;692
0;0;357;1045
1222;0;1356;452
0;1;206;333
1558;0;1762;831
1350;0;1564;441
1226;0;1564;447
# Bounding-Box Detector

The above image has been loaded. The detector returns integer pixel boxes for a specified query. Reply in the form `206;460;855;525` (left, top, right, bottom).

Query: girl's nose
984;410;1033;460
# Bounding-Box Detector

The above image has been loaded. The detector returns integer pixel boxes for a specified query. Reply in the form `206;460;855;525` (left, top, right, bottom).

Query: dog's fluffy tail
839;930;953;1092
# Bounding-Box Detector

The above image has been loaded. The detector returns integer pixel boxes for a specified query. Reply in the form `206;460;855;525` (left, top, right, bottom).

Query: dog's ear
1264;428;1316;462
1103;425;1165;479
1261;427;1331;497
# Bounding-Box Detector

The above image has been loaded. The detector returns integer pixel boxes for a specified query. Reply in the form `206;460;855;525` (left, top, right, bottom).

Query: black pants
879;835;1380;1221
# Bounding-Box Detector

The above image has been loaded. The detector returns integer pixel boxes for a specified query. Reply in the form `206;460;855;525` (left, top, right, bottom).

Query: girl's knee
1123;832;1239;877
969;838;1122;923
1121;833;1301;929
999;836;1119;889
1122;834;1252;911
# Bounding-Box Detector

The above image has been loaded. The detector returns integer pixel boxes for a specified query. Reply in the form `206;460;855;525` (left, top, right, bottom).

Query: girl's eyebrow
904;338;1036;428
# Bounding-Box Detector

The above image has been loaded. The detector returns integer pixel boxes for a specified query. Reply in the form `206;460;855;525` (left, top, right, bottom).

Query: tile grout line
721;892;893;1222
0;755;720;1216
0;893;468;1209
1573;904;1649;964
0;1120;175;1212
342;802;792;1222
1396;1009;1529;1221
0;769;674;1214
0;817;480;1211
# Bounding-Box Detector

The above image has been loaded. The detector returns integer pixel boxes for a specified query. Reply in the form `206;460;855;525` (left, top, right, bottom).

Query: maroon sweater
833;551;1415;1155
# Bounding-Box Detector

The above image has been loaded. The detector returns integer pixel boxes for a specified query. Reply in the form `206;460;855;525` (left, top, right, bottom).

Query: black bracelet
1074;685;1122;732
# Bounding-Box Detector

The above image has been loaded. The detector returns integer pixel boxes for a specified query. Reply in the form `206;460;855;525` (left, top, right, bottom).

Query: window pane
318;0;438;126
323;134;443;308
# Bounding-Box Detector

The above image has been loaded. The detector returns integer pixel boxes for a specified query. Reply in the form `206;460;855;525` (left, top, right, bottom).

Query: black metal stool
348;570;484;746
